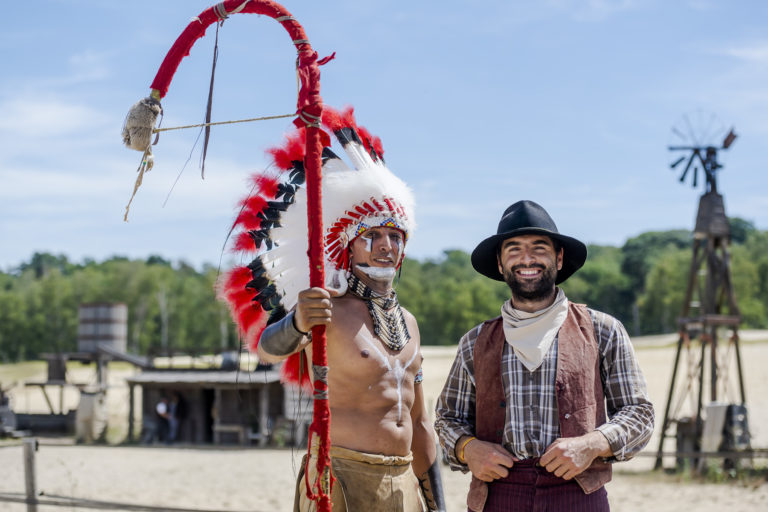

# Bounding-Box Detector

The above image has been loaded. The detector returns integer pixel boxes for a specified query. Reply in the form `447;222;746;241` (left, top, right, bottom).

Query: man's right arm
255;311;310;364
434;325;516;480
434;327;479;471
256;287;333;363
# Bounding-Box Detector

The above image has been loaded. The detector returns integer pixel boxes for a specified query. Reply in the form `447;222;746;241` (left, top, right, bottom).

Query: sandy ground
1;334;767;511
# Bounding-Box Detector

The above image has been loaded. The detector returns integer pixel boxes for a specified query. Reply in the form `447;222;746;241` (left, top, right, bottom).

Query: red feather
237;303;267;336
232;231;257;252
226;287;258;307
339;106;357;130
250;174;280;199
266;131;306;170
240;195;269;213
233;210;263;231
321;106;343;131
357;125;374;155
221;267;253;296
245;322;268;352
280;352;312;390
370;134;384;158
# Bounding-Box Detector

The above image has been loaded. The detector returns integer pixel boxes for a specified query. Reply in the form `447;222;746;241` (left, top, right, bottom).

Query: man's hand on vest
462;438;518;482
539;431;612;480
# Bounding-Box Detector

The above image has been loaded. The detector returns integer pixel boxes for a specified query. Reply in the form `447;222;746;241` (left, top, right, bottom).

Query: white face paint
350;227;405;284
393;236;403;257
355;265;396;282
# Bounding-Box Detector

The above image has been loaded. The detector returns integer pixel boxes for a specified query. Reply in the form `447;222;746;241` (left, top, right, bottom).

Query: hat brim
470;228;587;284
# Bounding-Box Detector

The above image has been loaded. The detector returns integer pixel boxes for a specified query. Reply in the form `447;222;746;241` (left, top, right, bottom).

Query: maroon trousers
476;460;610;512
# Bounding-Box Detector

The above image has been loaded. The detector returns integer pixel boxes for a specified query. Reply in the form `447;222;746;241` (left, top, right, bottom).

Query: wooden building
126;367;309;446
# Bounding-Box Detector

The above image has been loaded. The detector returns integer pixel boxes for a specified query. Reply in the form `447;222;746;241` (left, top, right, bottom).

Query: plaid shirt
435;306;654;472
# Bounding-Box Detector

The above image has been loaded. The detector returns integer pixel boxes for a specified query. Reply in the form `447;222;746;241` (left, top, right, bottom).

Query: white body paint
360;334;418;422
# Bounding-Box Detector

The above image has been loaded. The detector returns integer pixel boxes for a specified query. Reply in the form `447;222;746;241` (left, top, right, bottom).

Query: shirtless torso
319;294;422;456
256;226;443;510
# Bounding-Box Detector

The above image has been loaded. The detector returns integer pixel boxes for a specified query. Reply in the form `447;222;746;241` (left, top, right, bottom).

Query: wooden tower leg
655;332;686;470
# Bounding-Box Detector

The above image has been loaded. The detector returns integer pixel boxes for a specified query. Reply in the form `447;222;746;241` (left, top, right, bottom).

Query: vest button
499;400;506;408
564;413;571;420
496;429;503;437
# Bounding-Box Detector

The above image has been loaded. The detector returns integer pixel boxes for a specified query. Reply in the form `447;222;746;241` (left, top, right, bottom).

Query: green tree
636;247;690;334
620;230;691;334
728;217;757;244
561;245;633;322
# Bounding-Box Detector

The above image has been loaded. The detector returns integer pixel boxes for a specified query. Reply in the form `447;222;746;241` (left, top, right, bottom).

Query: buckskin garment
295;443;423;512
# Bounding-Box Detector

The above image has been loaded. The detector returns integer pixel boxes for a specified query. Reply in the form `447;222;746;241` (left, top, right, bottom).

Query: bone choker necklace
347;274;410;352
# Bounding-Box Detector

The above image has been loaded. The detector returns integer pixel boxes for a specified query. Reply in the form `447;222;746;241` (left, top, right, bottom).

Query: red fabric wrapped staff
120;1;333;509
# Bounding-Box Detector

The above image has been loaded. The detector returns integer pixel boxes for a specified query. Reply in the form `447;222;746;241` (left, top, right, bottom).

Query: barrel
77;303;128;353
75;389;107;443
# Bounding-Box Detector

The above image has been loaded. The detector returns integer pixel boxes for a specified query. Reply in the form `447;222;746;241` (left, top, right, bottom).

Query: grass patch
0;360;46;386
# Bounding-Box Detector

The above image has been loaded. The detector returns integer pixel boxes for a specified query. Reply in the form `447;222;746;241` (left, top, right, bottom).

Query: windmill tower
654;113;750;471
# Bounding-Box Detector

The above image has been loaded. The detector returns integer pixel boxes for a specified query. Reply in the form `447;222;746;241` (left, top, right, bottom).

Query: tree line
1;219;766;361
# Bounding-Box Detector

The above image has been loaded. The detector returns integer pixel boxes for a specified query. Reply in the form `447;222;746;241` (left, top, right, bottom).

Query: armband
258;311;307;356
414;367;424;384
417;460;446;512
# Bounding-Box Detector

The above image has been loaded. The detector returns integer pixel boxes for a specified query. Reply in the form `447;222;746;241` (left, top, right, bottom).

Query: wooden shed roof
126;369;281;386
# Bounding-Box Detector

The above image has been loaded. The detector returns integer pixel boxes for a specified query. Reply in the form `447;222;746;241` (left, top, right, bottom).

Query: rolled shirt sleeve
434;324;482;472
591;310;655;461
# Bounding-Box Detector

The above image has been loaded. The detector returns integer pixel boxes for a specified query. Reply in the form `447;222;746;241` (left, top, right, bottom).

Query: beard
502;263;557;301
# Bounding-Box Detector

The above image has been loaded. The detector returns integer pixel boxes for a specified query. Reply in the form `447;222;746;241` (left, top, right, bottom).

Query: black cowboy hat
471;200;587;284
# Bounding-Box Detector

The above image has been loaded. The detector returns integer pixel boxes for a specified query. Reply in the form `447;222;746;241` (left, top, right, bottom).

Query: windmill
654;112;750;471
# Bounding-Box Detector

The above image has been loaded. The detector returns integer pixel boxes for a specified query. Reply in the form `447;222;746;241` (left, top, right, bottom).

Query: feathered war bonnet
219;106;415;386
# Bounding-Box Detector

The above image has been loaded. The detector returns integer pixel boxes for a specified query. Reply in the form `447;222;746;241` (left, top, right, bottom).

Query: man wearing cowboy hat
435;200;654;511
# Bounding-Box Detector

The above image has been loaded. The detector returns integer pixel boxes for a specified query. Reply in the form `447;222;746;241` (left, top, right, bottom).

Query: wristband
417;459;446;512
258;311;307;356
458;436;477;464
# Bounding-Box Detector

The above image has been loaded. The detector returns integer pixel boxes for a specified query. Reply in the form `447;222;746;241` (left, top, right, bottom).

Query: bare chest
326;300;421;383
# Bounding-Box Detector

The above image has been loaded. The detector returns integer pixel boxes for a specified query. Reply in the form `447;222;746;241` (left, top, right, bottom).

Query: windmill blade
682;113;699;146
723;129;737;149
679;153;696;183
671;126;688;142
692;166;698;188
670;155;686;169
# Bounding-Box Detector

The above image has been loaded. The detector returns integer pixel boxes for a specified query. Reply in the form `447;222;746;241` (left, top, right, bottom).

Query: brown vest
466;303;612;512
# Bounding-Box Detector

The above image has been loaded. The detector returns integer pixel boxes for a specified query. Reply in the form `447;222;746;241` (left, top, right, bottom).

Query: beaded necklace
347;274;411;352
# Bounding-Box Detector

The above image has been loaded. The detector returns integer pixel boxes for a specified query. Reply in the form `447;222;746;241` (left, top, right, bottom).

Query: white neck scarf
500;288;569;371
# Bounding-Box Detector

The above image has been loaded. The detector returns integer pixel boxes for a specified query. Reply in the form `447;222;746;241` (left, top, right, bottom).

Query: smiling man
260;224;444;512
435;200;654;511
248;108;445;512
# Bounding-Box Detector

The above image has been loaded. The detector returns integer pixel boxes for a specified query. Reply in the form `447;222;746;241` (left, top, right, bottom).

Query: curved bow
121;2;333;509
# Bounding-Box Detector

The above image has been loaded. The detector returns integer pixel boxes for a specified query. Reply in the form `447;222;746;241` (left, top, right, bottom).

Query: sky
1;0;767;272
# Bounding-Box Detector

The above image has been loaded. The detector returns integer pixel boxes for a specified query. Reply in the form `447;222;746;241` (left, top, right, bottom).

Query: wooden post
259;386;269;448
213;388;222;445
128;384;135;442
23;438;38;511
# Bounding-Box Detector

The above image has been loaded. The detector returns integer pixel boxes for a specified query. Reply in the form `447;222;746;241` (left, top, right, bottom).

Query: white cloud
66;50;112;83
0;97;110;138
720;42;768;63
543;0;640;22
685;0;718;11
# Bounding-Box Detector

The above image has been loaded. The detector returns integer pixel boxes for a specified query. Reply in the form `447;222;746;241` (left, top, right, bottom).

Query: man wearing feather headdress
221;107;444;511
